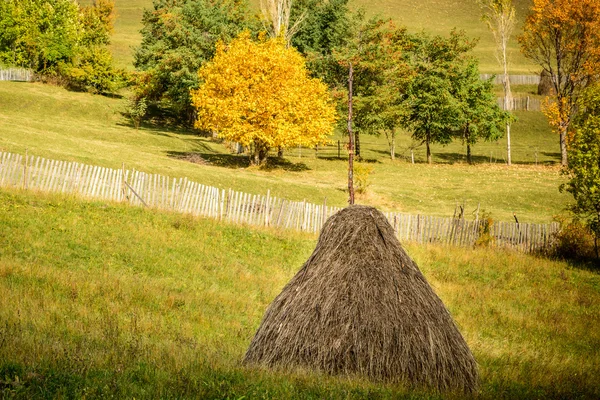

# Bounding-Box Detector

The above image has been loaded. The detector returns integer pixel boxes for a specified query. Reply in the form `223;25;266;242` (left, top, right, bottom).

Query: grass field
104;0;539;74
0;81;567;223
0;189;598;398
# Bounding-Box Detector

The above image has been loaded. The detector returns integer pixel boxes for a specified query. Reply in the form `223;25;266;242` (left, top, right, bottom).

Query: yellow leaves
191;31;337;155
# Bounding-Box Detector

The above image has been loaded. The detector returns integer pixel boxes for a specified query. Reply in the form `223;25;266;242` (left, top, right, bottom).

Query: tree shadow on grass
166;151;310;171
436;153;493;165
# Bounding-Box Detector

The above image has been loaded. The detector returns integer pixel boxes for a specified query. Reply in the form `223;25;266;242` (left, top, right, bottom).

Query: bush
66;47;126;94
354;163;374;194
549;216;597;261
125;97;148;130
475;211;494;247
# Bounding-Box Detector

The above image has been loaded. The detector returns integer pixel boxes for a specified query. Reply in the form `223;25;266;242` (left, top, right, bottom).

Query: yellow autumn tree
191;31;338;165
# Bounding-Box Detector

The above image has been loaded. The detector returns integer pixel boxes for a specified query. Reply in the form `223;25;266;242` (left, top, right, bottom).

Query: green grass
1;188;598;398
105;0;539;74
0;80;567;223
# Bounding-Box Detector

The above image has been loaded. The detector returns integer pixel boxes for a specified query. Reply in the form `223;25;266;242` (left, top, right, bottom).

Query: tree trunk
502;33;512;166
426;132;432;164
252;141;269;166
560;125;568;166
347;63;355;205
506;123;511;165
391;132;395;160
354;131;361;159
277;146;284;158
465;125;472;164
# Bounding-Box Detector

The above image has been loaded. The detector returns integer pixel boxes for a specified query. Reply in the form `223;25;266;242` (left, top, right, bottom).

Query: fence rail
496;96;542;111
0;68;33;82
481;74;540;85
0;151;559;253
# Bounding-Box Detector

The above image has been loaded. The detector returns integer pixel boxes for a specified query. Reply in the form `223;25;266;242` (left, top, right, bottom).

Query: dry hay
244;205;478;393
538;70;555;96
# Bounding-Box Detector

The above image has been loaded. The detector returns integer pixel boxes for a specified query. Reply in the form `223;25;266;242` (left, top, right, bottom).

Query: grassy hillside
105;0;539;74
1;189;598;398
0;81;567;223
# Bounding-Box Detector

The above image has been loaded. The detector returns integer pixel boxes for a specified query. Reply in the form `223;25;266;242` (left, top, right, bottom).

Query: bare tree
260;0;306;46
480;0;516;165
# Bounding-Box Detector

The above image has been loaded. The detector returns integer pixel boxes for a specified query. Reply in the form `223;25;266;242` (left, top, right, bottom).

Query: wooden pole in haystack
347;62;355;205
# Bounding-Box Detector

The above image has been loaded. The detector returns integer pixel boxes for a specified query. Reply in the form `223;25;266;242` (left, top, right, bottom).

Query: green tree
0;0;122;94
351;25;412;160
453;60;510;164
133;0;258;126
561;85;600;258
67;0;123;94
0;0;81;73
290;0;351;57
402;30;476;164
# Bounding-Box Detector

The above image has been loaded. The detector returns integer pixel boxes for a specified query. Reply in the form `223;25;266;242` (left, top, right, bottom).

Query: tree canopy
402;30;479;164
519;0;600;166
561;84;600;257
191;32;337;165
133;0;258;125
0;0;122;93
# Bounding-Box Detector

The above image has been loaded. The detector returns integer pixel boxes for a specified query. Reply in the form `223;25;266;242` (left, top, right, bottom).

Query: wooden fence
0;68;33;82
481;74;540;85
496;96;542;111
0;151;559;252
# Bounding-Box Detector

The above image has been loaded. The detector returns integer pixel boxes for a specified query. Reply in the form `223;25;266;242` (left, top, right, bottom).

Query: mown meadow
0;81;566;223
0;189;598;398
2;0;597;398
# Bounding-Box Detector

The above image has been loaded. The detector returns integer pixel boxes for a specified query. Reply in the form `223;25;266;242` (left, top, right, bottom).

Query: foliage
0;0;122;94
126;96;148;130
290;0;351;57
402;30;477;164
519;0;600;166
133;0;258;126
328;15;405;159
353;162;373;194
0;0;81;72
560;85;600;257
350;23;412;160
191;32;337;166
549;215;597;261
475;210;495;247
452;60;511;164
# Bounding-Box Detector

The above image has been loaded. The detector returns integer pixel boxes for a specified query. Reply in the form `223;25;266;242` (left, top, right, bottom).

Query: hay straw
244;205;478;393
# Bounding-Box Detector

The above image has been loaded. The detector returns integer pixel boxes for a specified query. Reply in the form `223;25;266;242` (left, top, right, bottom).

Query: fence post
265;190;271;226
22;149;28;189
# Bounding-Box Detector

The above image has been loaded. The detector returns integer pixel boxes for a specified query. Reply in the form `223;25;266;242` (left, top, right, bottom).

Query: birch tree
479;0;516;165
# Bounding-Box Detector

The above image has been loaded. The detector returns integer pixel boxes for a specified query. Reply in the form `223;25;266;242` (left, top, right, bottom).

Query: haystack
244;205;478;393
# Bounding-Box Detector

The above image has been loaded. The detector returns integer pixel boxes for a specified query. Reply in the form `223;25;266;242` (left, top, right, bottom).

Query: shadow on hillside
436;153;494;164
166;151;310;171
316;154;381;164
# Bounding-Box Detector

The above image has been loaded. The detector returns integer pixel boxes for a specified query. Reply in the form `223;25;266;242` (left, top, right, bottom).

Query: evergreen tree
133;0;258;126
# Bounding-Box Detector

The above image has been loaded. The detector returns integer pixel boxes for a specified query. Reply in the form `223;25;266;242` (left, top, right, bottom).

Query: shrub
126;97;148;130
475;211;494;247
549;216;596;261
354;163;374;194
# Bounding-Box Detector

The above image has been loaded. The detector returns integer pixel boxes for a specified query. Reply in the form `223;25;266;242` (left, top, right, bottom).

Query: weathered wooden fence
0;68;33;82
481;74;540;85
0;151;559;252
496;96;542;111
